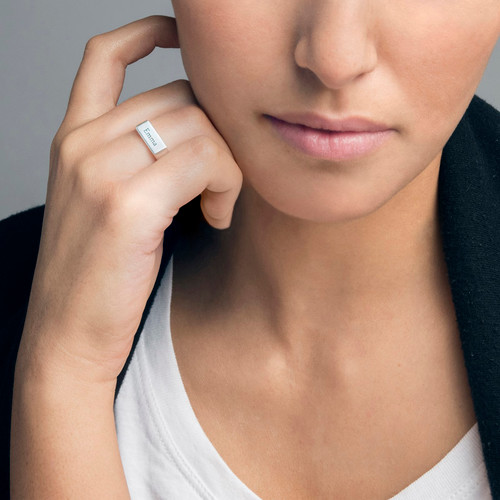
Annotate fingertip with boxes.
[201,205,233,230]
[207,214,232,231]
[217,216,233,231]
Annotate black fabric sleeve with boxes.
[0,205,45,497]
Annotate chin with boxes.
[246,180,391,225]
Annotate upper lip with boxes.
[267,112,392,132]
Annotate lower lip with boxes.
[265,115,394,161]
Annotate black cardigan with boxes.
[1,94,499,498]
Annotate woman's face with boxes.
[171,0,500,222]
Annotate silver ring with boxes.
[136,120,168,155]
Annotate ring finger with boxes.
[87,104,235,180]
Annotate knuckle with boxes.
[171,78,191,89]
[156,80,196,107]
[182,104,210,128]
[84,34,109,57]
[51,123,71,148]
[144,14,164,23]
[50,133,63,158]
[189,135,220,160]
[73,161,120,224]
[106,184,143,226]
[64,148,109,197]
[140,14,168,29]
[72,156,101,198]
[56,129,83,166]
[170,79,196,98]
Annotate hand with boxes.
[17,15,243,386]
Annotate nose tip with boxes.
[294,8,378,89]
[296,41,378,89]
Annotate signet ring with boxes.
[136,120,168,156]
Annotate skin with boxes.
[170,0,500,298]
[166,0,500,392]
[11,17,243,499]
[168,0,500,497]
[9,0,500,497]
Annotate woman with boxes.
[2,1,500,497]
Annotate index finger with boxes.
[64,15,179,131]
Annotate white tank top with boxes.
[114,258,492,499]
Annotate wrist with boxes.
[15,336,119,397]
[16,319,132,388]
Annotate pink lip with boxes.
[269,112,391,132]
[265,114,395,161]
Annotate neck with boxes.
[185,153,452,350]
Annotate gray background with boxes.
[1,1,499,220]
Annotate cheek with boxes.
[174,1,271,116]
[387,4,499,129]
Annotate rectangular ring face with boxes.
[136,120,168,155]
